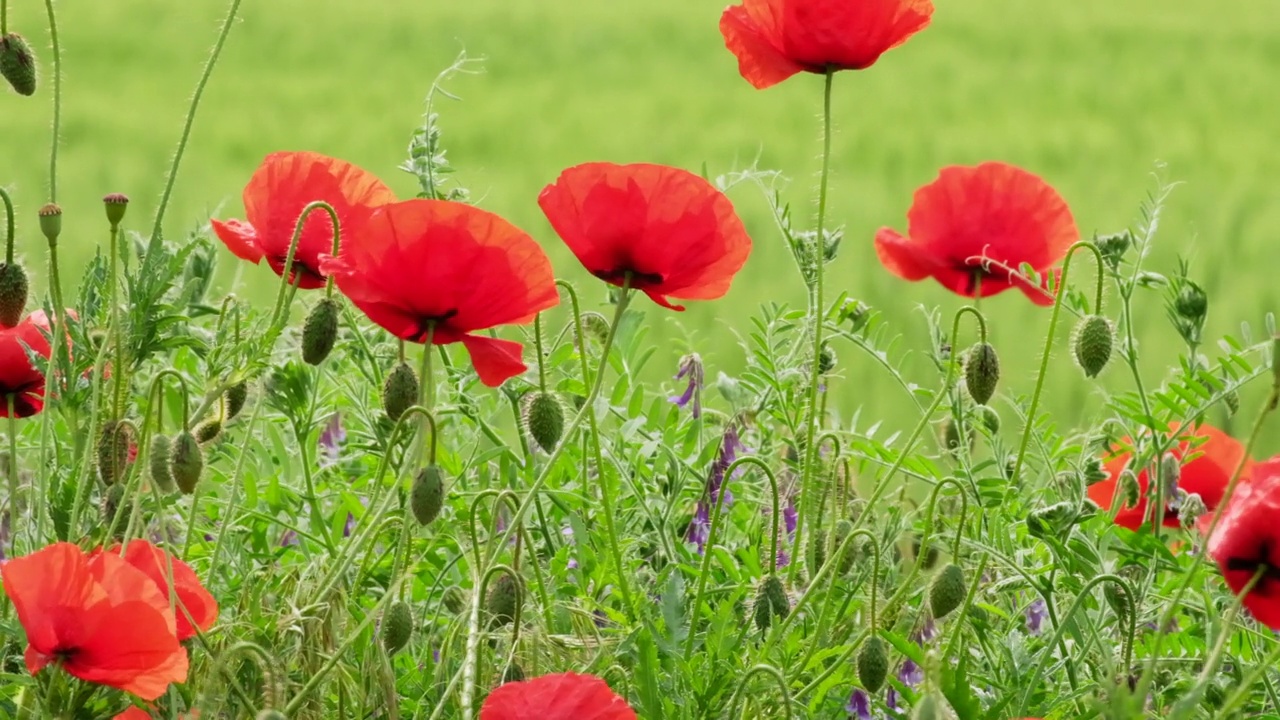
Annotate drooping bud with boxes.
[37,203,62,244]
[224,380,249,421]
[382,362,419,422]
[752,584,774,632]
[856,635,889,693]
[170,431,204,495]
[194,419,223,445]
[523,392,565,452]
[102,193,130,227]
[301,297,340,365]
[441,586,467,615]
[976,405,1000,435]
[0,33,37,96]
[148,434,175,493]
[485,572,523,629]
[101,483,128,539]
[763,575,789,619]
[1179,492,1207,530]
[0,263,29,327]
[929,564,966,619]
[410,465,445,526]
[912,535,940,570]
[96,420,135,486]
[963,342,1000,405]
[1073,315,1114,378]
[381,601,413,655]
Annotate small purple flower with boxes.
[846,689,873,720]
[886,659,924,712]
[774,496,799,568]
[280,529,299,547]
[1026,598,1047,635]
[911,618,938,645]
[343,511,356,538]
[685,424,749,553]
[319,412,346,469]
[670,353,704,419]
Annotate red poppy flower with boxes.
[480,672,637,720]
[212,151,396,289]
[538,163,751,311]
[0,542,188,700]
[322,199,559,387]
[720,0,934,89]
[95,540,218,641]
[874,162,1078,305]
[0,310,54,418]
[1209,457,1280,629]
[114,708,200,720]
[1088,423,1250,531]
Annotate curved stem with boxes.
[41,0,61,202]
[269,201,338,327]
[148,0,244,247]
[0,188,13,264]
[727,664,793,720]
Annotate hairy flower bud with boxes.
[382,362,419,422]
[929,564,966,619]
[964,342,1000,405]
[170,431,204,495]
[523,391,565,452]
[441,586,467,615]
[0,263,29,327]
[0,33,37,96]
[224,380,250,421]
[856,635,889,692]
[485,572,523,629]
[410,465,445,526]
[382,601,413,655]
[1073,315,1114,378]
[97,420,135,486]
[148,434,175,493]
[194,419,223,445]
[301,297,340,365]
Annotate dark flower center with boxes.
[412,311,458,343]
[1225,539,1280,595]
[53,646,80,663]
[594,268,664,288]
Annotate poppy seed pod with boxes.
[301,297,340,365]
[485,572,523,629]
[194,419,223,445]
[856,636,889,693]
[1073,315,1114,378]
[96,420,135,486]
[382,362,419,422]
[0,263,30,327]
[37,203,62,244]
[224,380,249,421]
[170,431,204,495]
[148,434,175,493]
[102,193,130,227]
[410,465,444,526]
[441,586,467,615]
[381,601,413,655]
[0,33,37,96]
[964,342,1000,405]
[523,391,565,452]
[929,564,967,619]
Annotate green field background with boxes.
[5,0,1279,450]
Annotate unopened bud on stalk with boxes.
[964,342,1000,405]
[441,586,467,615]
[976,405,1000,435]
[856,635,889,692]
[102,193,130,227]
[410,465,444,526]
[485,572,523,629]
[382,362,419,422]
[523,391,565,452]
[194,419,223,445]
[577,312,610,348]
[170,431,204,495]
[1073,315,1114,378]
[301,297,340,365]
[381,601,413,655]
[149,434,175,493]
[97,420,135,486]
[224,380,249,421]
[37,204,62,244]
[0,33,37,96]
[0,263,29,327]
[1159,453,1181,492]
[1104,580,1131,621]
[929,564,966,619]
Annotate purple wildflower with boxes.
[886,659,924,712]
[685,424,749,553]
[280,529,299,547]
[911,618,938,645]
[1026,598,1047,635]
[343,511,356,538]
[319,412,346,468]
[670,353,704,419]
[774,496,798,568]
[846,689,873,720]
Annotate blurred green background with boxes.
[5,0,1279,448]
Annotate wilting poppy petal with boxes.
[721,0,934,89]
[480,672,637,720]
[1209,458,1280,629]
[1089,423,1250,531]
[106,540,218,641]
[875,162,1077,304]
[213,151,396,289]
[327,199,558,387]
[539,163,751,311]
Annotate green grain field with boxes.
[6,0,1279,446]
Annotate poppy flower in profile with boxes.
[323,199,559,387]
[1208,457,1280,629]
[212,151,396,289]
[720,0,934,89]
[538,163,751,311]
[94,540,218,641]
[1088,423,1250,531]
[875,162,1078,305]
[0,310,55,418]
[480,672,637,720]
[0,542,188,700]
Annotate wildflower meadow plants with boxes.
[1,0,1279,718]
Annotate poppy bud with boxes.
[929,563,966,619]
[0,262,29,327]
[485,572,522,629]
[976,405,1000,435]
[1073,315,1114,378]
[170,430,204,495]
[410,465,444,526]
[382,362,419,422]
[1117,469,1141,508]
[96,420,135,486]
[224,380,249,421]
[101,483,128,539]
[0,33,36,96]
[148,434,175,493]
[102,193,129,227]
[817,343,837,375]
[522,391,565,452]
[301,297,340,365]
[441,586,467,615]
[832,519,857,575]
[963,342,1000,405]
[381,600,413,655]
[1104,580,1131,621]
[762,574,789,619]
[752,584,774,632]
[194,418,223,444]
[856,635,889,693]
[37,203,62,244]
[500,662,525,684]
[256,711,287,720]
[1179,492,1207,530]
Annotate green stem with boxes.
[107,222,124,418]
[534,313,548,394]
[1168,568,1265,719]
[148,0,244,248]
[0,187,13,264]
[728,665,793,720]
[5,395,16,556]
[269,201,339,328]
[41,0,61,202]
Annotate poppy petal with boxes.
[119,540,219,641]
[480,672,637,720]
[1,542,103,663]
[210,219,265,265]
[873,228,934,281]
[720,2,804,90]
[460,334,528,388]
